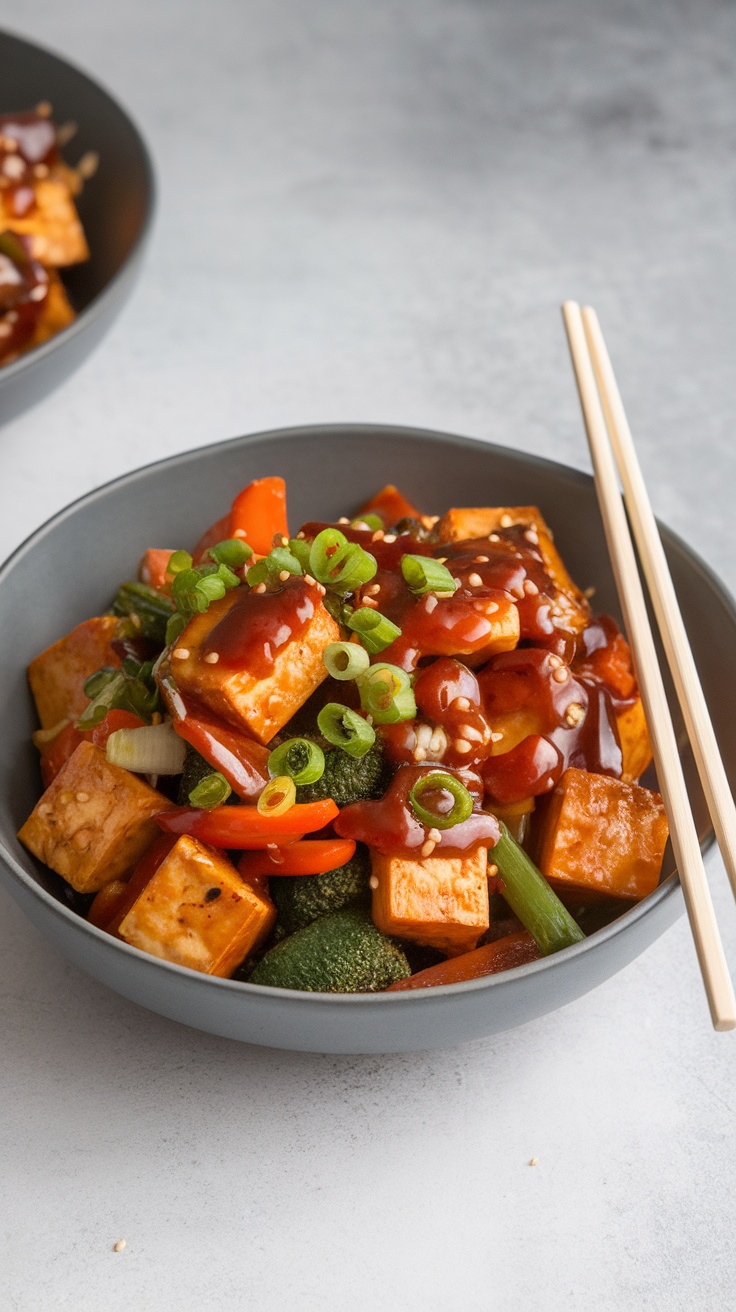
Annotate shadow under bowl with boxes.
[1,424,734,1052]
[0,28,155,424]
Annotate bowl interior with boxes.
[0,30,153,328]
[1,424,735,925]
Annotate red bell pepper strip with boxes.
[172,705,270,801]
[153,797,339,846]
[90,709,146,749]
[192,513,231,565]
[238,838,356,879]
[385,930,541,991]
[229,476,288,556]
[36,709,145,787]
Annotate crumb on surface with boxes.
[113,1239,126,1252]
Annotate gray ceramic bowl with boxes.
[0,29,155,424]
[1,425,734,1053]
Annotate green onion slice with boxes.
[247,545,304,587]
[309,528,377,594]
[268,738,325,786]
[347,607,402,653]
[323,641,371,681]
[409,771,474,830]
[257,775,297,817]
[357,663,417,724]
[106,721,187,775]
[188,770,233,809]
[317,703,376,758]
[207,538,253,568]
[492,823,585,955]
[288,538,313,570]
[401,554,456,596]
[166,550,193,577]
[83,667,119,700]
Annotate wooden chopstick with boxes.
[581,305,736,905]
[562,300,736,1031]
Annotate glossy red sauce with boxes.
[202,577,318,677]
[0,233,48,361]
[334,763,500,857]
[0,110,57,218]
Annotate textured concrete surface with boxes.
[0,2,734,1308]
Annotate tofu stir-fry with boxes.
[19,477,670,993]
[0,104,94,366]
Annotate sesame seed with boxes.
[453,696,471,712]
[371,529,385,542]
[233,528,248,538]
[113,1239,127,1252]
[204,652,220,664]
[172,648,190,660]
[425,595,438,613]
[414,746,428,761]
[253,583,267,594]
[468,572,483,588]
[278,570,291,582]
[37,804,51,817]
[489,533,500,543]
[362,596,378,608]
[565,703,585,726]
[280,535,289,547]
[486,601,499,613]
[552,666,569,683]
[491,731,504,743]
[369,875,379,890]
[76,791,90,803]
[436,557,447,564]
[29,285,48,302]
[529,1158,539,1167]
[523,579,539,596]
[420,839,436,857]
[304,574,316,586]
[454,738,472,755]
[383,534,397,544]
[500,513,513,527]
[524,529,539,545]
[548,654,563,668]
[337,517,350,525]
[428,828,442,844]
[459,724,483,742]
[364,584,381,596]
[428,727,447,756]
[487,863,499,877]
[2,155,24,179]
[474,555,489,563]
[296,531,306,540]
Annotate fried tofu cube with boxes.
[18,742,175,893]
[27,272,75,348]
[2,176,89,266]
[28,615,122,730]
[117,834,275,976]
[371,846,490,955]
[435,505,589,635]
[167,580,340,744]
[536,767,668,901]
[617,696,653,784]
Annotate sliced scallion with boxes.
[309,528,377,594]
[268,738,325,786]
[188,770,232,809]
[111,582,175,645]
[106,721,187,775]
[207,538,253,568]
[257,775,297,817]
[401,554,456,596]
[247,545,304,587]
[492,822,585,955]
[347,607,401,654]
[351,513,383,531]
[317,703,376,758]
[357,663,416,724]
[166,550,193,577]
[409,771,474,830]
[323,641,370,681]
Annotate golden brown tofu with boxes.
[118,835,275,976]
[371,846,489,956]
[617,696,653,784]
[434,504,589,635]
[17,742,175,893]
[536,767,668,901]
[27,272,75,347]
[28,615,122,730]
[167,580,341,744]
[1,176,89,266]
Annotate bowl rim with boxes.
[2,421,732,1007]
[0,25,157,383]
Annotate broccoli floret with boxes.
[296,742,390,808]
[270,845,371,936]
[177,746,215,805]
[248,907,411,993]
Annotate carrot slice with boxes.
[229,476,289,556]
[238,838,356,879]
[357,484,421,529]
[385,930,541,990]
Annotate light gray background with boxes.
[1,2,734,1308]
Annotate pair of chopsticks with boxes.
[562,302,736,1032]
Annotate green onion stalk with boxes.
[317,703,376,758]
[491,822,585,955]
